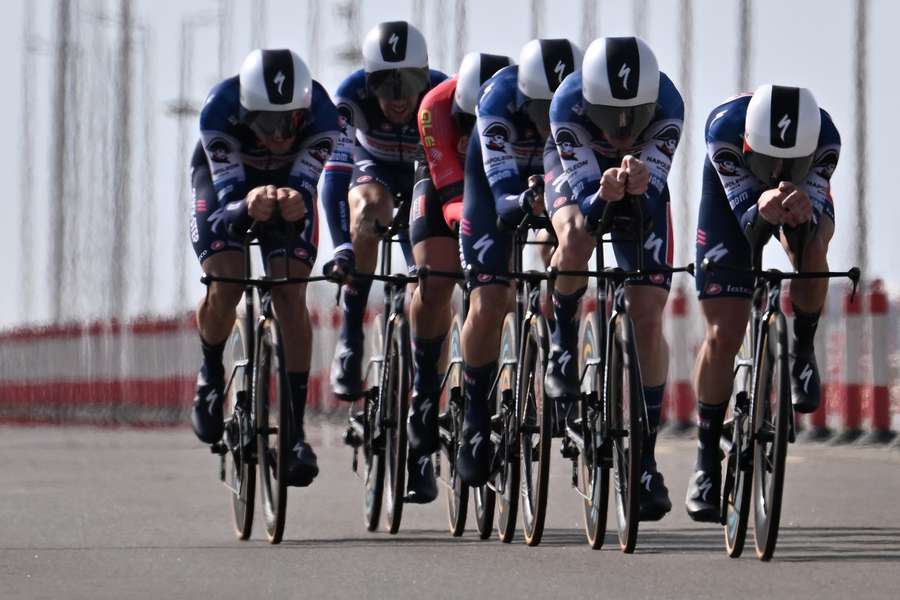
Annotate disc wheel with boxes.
[578,313,610,549]
[608,316,643,553]
[382,317,411,534]
[363,315,386,532]
[518,315,551,547]
[255,318,289,544]
[723,326,754,558]
[444,315,469,537]
[494,313,520,543]
[752,315,790,561]
[223,319,255,540]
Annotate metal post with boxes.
[19,1,36,322]
[251,0,267,51]
[218,0,232,77]
[110,0,133,320]
[580,0,597,49]
[50,0,72,323]
[306,0,318,73]
[453,0,467,69]
[633,0,647,38]
[530,0,543,39]
[737,0,752,91]
[854,0,868,277]
[677,0,693,269]
[139,26,157,314]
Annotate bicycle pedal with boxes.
[210,441,228,456]
[343,426,363,448]
[559,438,579,460]
[351,447,359,473]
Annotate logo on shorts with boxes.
[308,138,334,165]
[554,127,582,160]
[413,195,426,220]
[653,124,680,158]
[553,196,569,209]
[205,138,232,163]
[195,198,208,213]
[211,240,225,251]
[293,247,309,259]
[705,282,722,296]
[483,122,511,152]
[477,273,494,283]
[650,273,665,285]
[356,175,373,184]
[712,147,742,177]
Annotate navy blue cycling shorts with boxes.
[189,141,319,268]
[543,146,673,290]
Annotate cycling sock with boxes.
[340,279,373,344]
[412,334,446,397]
[200,335,226,380]
[551,287,586,356]
[695,401,727,471]
[288,371,309,438]
[642,384,665,472]
[791,304,820,354]
[463,361,497,424]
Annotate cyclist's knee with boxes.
[418,277,455,308]
[630,302,665,340]
[204,281,242,316]
[468,286,509,328]
[350,185,392,242]
[271,285,307,317]
[704,319,745,359]
[554,220,593,267]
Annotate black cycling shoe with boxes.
[639,469,672,522]
[457,415,491,487]
[544,343,579,402]
[685,467,721,523]
[405,452,438,504]
[280,438,319,487]
[790,349,821,414]
[191,365,225,444]
[407,392,439,456]
[330,337,363,400]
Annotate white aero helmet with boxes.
[517,38,582,132]
[582,36,659,140]
[362,21,430,100]
[239,49,312,137]
[454,52,513,115]
[744,84,821,184]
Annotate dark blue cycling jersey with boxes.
[319,68,447,254]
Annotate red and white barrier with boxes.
[663,285,696,432]
[861,280,896,443]
[831,284,866,443]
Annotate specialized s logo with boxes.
[308,138,334,165]
[388,32,400,55]
[777,113,792,142]
[473,234,494,264]
[554,60,567,84]
[712,147,743,177]
[618,63,632,91]
[273,71,286,96]
[483,122,511,152]
[554,127,582,160]
[653,124,680,158]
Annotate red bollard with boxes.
[860,280,896,444]
[664,285,695,434]
[832,283,865,444]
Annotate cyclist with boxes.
[404,52,513,503]
[457,39,582,486]
[321,21,446,401]
[545,36,684,521]
[687,85,840,521]
[189,49,342,487]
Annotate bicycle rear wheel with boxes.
[382,317,411,534]
[752,314,790,561]
[363,315,386,532]
[723,326,754,558]
[518,315,551,547]
[578,313,609,549]
[223,319,255,540]
[444,315,469,537]
[608,316,643,553]
[494,313,520,543]
[255,318,289,544]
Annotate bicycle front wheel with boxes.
[255,318,289,544]
[493,313,520,543]
[363,314,386,532]
[444,315,469,537]
[752,313,791,561]
[223,318,255,540]
[382,317,411,534]
[723,325,754,558]
[578,313,609,549]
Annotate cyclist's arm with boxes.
[198,103,251,234]
[287,83,342,208]
[475,114,528,224]
[549,118,603,220]
[319,92,365,253]
[798,112,841,225]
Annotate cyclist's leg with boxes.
[330,151,396,398]
[190,141,245,443]
[687,161,754,520]
[779,207,835,412]
[544,154,592,401]
[457,152,513,486]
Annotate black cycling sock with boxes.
[200,335,226,380]
[288,371,309,438]
[340,279,373,343]
[642,384,665,472]
[551,287,586,357]
[695,401,727,471]
[412,334,446,397]
[463,361,497,424]
[791,304,820,354]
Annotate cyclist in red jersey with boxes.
[404,52,512,503]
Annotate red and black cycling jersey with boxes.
[417,77,468,207]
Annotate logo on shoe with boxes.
[641,470,653,492]
[206,389,219,415]
[470,431,483,459]
[799,363,814,394]
[420,398,433,425]
[293,441,304,459]
[418,455,430,477]
[697,475,712,502]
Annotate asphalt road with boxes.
[2,424,899,600]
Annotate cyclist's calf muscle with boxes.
[549,204,594,294]
[693,297,752,406]
[624,285,670,387]
[268,257,313,372]
[411,237,459,339]
[461,284,511,367]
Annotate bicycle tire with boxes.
[255,318,289,544]
[519,315,551,547]
[363,315,386,532]
[752,314,790,560]
[608,316,643,553]
[445,316,469,537]
[723,326,754,558]
[224,319,255,540]
[578,313,610,549]
[382,316,411,534]
[495,313,520,543]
